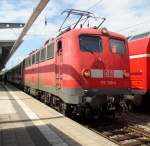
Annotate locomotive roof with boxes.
[28,28,126,57]
[128,31,150,42]
[57,28,126,40]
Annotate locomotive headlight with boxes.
[83,69,91,78]
[101,27,108,35]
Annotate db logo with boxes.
[103,70,114,77]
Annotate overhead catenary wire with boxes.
[87,0,103,11]
[7,1,105,39]
[86,0,150,35]
[60,0,104,30]
[118,19,150,32]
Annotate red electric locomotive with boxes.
[23,9,130,116]
[127,32,150,107]
[6,9,130,116]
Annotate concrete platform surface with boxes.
[0,83,118,146]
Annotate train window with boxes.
[79,35,102,52]
[27,58,29,67]
[36,51,40,63]
[110,39,126,54]
[47,43,54,59]
[40,48,46,62]
[57,40,62,51]
[32,54,35,64]
[26,57,29,67]
[25,59,28,67]
[29,57,31,66]
[26,58,28,67]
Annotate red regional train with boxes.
[126,32,150,107]
[5,10,130,116]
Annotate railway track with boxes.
[90,125,150,146]
[37,88,150,146]
[24,88,150,146]
[75,113,150,146]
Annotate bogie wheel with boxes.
[127,101,133,111]
[59,103,72,117]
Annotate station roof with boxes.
[0,0,49,71]
[0,23,25,71]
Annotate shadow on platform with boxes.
[1,122,82,146]
[0,83,20,91]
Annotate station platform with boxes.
[0,83,118,146]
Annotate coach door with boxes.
[55,40,63,90]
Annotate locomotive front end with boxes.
[70,28,130,116]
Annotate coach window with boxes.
[26,58,29,67]
[32,54,35,64]
[26,58,28,66]
[27,58,30,66]
[29,57,31,66]
[27,58,29,67]
[25,59,27,67]
[28,57,30,66]
[110,38,126,54]
[40,48,46,62]
[36,51,40,63]
[57,40,62,52]
[47,43,54,59]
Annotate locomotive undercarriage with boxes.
[74,95,128,118]
[24,86,128,118]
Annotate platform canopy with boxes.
[0,40,19,70]
[0,0,49,71]
[0,23,25,70]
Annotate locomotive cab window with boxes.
[110,39,126,54]
[79,35,102,52]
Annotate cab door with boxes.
[55,40,63,90]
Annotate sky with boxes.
[0,0,150,69]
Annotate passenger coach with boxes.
[127,32,150,107]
